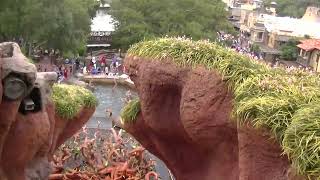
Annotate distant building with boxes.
[241,6,320,62]
[302,7,320,23]
[297,39,320,72]
[235,0,272,32]
[86,2,119,66]
[228,0,265,29]
[87,2,114,51]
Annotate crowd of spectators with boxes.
[217,31,263,60]
[82,55,124,76]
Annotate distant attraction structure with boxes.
[85,2,120,70]
[87,2,114,52]
[302,7,320,23]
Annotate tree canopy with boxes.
[280,39,299,61]
[265,0,320,18]
[0,0,98,56]
[110,0,234,50]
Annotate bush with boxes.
[120,99,141,123]
[250,43,261,54]
[283,102,320,177]
[280,39,299,60]
[52,84,98,119]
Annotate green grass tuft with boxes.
[283,102,320,177]
[52,84,98,119]
[120,99,141,123]
[126,37,320,178]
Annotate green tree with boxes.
[250,43,261,54]
[110,0,234,49]
[280,39,299,60]
[265,0,320,18]
[0,0,98,56]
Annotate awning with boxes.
[87,44,111,47]
[250,26,265,31]
[256,43,281,55]
[278,60,306,68]
[276,35,291,42]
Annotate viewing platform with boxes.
[80,74,135,89]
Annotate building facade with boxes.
[297,39,320,72]
[240,6,320,62]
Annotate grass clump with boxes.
[121,99,141,123]
[52,84,98,119]
[126,37,320,178]
[283,102,320,177]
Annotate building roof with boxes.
[259,14,320,39]
[297,39,320,51]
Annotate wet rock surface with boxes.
[123,56,304,180]
[0,43,95,180]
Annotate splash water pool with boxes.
[85,84,136,129]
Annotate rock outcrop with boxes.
[121,55,306,179]
[0,42,96,180]
[123,57,239,180]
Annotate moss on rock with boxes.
[126,37,320,178]
[120,99,141,123]
[52,84,97,119]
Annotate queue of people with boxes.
[217,31,263,60]
[82,55,124,76]
[55,65,73,82]
[37,63,73,82]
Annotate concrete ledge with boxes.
[81,74,135,89]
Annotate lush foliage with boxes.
[109,0,233,50]
[265,0,320,18]
[280,39,299,60]
[283,102,320,176]
[127,37,320,178]
[250,43,261,54]
[121,99,141,123]
[0,0,98,55]
[52,84,98,119]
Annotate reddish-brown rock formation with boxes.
[0,43,95,180]
[123,56,303,180]
[51,107,95,154]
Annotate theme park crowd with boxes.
[217,31,263,60]
[36,53,125,82]
[82,55,124,76]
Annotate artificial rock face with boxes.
[122,56,305,180]
[0,43,95,180]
